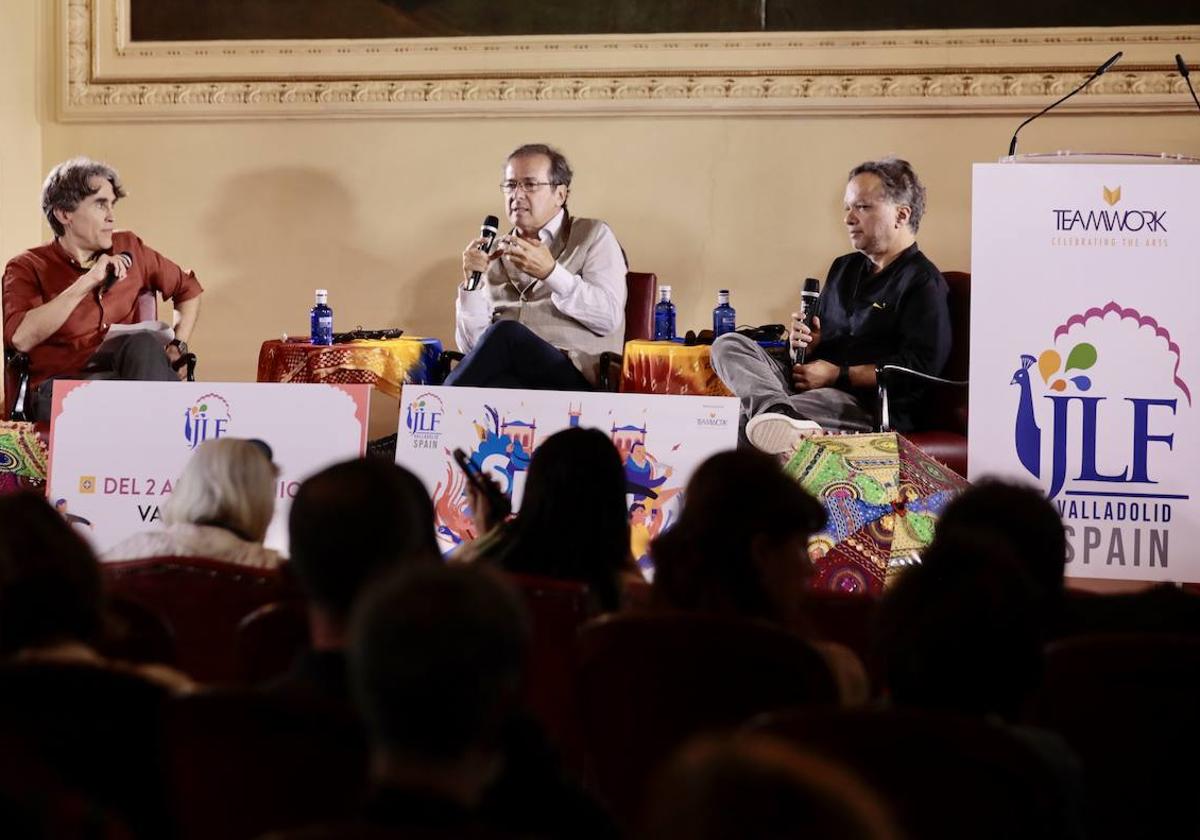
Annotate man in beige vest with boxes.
[447,143,626,390]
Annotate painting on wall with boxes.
[131,0,1195,41]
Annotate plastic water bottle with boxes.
[713,289,736,338]
[653,285,677,341]
[310,289,333,345]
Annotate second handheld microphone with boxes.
[796,277,820,364]
[465,215,501,291]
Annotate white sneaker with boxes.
[746,412,823,454]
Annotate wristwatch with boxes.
[169,338,189,355]
[836,364,850,389]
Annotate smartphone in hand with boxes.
[453,448,512,520]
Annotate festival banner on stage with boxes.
[393,385,739,573]
[969,162,1199,582]
[48,381,370,556]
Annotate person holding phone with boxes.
[452,428,634,613]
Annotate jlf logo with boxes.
[183,394,231,450]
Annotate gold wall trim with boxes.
[61,0,1200,120]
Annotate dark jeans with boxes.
[33,332,178,422]
[445,320,592,391]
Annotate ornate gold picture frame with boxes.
[62,0,1199,120]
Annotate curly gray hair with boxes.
[41,157,126,237]
[848,157,926,233]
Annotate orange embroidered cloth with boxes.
[256,337,443,397]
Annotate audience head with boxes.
[875,531,1043,721]
[42,157,126,238]
[0,493,104,656]
[506,426,630,611]
[288,458,439,623]
[643,734,900,840]
[932,477,1067,616]
[651,449,825,625]
[350,565,529,795]
[847,157,926,236]
[163,437,279,543]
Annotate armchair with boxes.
[4,289,195,422]
[597,270,657,391]
[875,270,970,476]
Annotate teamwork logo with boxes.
[1010,302,1189,500]
[183,393,231,450]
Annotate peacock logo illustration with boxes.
[1011,343,1097,479]
[1011,302,1190,500]
[183,393,231,450]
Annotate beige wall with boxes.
[6,2,1200,396]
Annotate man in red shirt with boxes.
[3,157,203,420]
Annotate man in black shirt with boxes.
[712,157,951,453]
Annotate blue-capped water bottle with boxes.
[713,289,736,338]
[653,285,677,341]
[310,289,333,345]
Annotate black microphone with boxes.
[1007,51,1123,157]
[796,277,820,364]
[464,215,500,291]
[1177,54,1200,114]
[101,251,134,292]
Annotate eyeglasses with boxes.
[500,180,557,194]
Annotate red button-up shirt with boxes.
[3,231,204,387]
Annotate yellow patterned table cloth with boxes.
[257,337,443,397]
[619,340,733,396]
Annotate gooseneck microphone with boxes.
[796,277,820,364]
[1177,54,1200,114]
[1007,51,1123,157]
[101,251,134,292]
[465,215,500,291]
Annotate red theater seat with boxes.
[101,556,298,683]
[574,612,838,828]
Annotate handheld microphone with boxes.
[101,251,134,292]
[465,215,500,291]
[1177,54,1200,114]
[1007,51,1122,157]
[796,277,820,364]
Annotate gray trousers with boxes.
[33,332,178,422]
[710,333,874,439]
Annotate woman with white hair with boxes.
[104,437,282,568]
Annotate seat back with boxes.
[916,270,970,434]
[163,689,366,840]
[234,600,309,684]
[749,707,1072,840]
[0,662,174,838]
[1031,632,1200,839]
[506,572,596,771]
[624,272,658,342]
[101,556,298,683]
[575,612,838,827]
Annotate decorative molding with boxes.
[60,0,1200,120]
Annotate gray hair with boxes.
[507,143,573,190]
[41,157,127,237]
[848,157,926,233]
[164,438,279,543]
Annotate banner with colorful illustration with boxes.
[393,385,739,573]
[47,381,370,556]
[969,162,1198,582]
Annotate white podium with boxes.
[969,153,1200,583]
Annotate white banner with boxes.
[393,385,739,572]
[969,162,1199,582]
[48,381,370,556]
